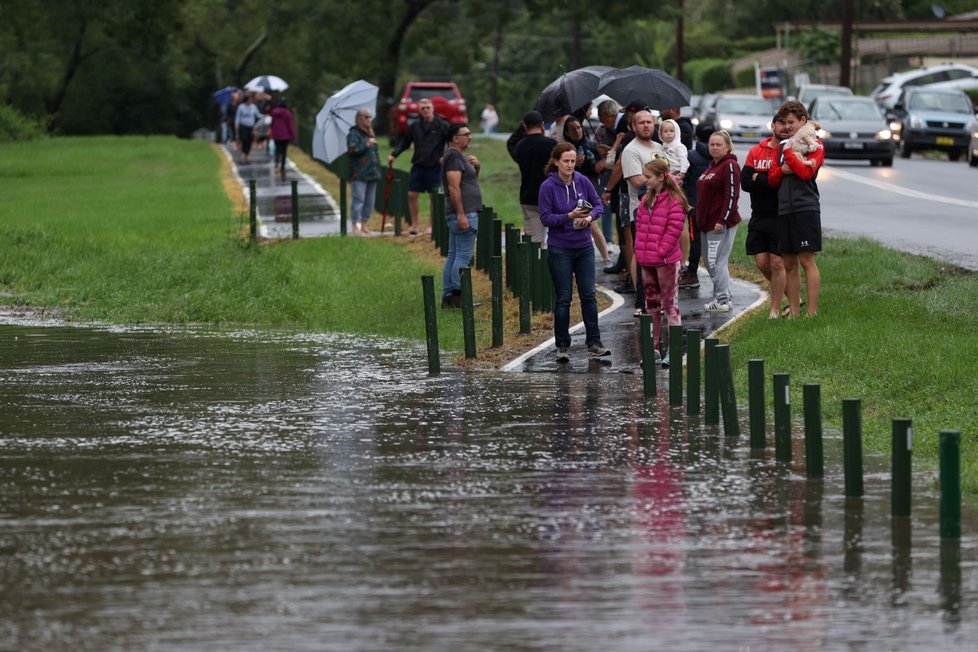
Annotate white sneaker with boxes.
[704,300,732,312]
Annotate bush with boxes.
[0,105,46,142]
[684,59,734,94]
[734,67,756,89]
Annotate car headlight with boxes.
[910,115,923,128]
[876,129,892,140]
[889,120,902,132]
[691,117,699,126]
[719,119,733,129]
[817,128,831,139]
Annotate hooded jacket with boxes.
[740,136,779,218]
[538,170,602,250]
[767,141,824,216]
[695,152,741,232]
[269,106,296,142]
[634,190,686,267]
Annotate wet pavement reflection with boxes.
[1,323,976,650]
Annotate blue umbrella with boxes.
[212,86,238,107]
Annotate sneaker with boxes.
[678,271,700,288]
[661,349,670,368]
[613,282,635,294]
[704,300,732,312]
[555,347,570,363]
[588,343,611,357]
[604,262,624,275]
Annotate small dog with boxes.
[785,121,822,166]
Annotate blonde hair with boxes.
[356,108,375,138]
[710,129,734,154]
[641,158,691,212]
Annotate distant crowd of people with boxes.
[344,95,825,361]
[222,91,296,175]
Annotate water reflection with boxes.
[0,323,975,650]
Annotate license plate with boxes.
[936,136,955,146]
[742,132,758,138]
[843,142,864,149]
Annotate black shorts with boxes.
[778,210,821,254]
[745,214,780,256]
[408,165,441,193]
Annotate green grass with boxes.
[726,234,978,494]
[0,136,468,349]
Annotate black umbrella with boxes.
[535,65,614,122]
[597,65,692,110]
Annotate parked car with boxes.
[808,95,895,167]
[926,70,978,95]
[693,93,717,127]
[871,63,978,109]
[710,94,774,142]
[796,84,853,109]
[886,87,977,161]
[387,81,467,146]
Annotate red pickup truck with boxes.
[387,81,467,145]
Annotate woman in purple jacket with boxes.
[539,141,609,362]
[634,157,691,366]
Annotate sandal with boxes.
[634,308,645,317]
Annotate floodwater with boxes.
[1,323,976,651]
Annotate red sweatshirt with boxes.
[694,152,741,232]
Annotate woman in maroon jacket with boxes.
[269,99,297,176]
[695,130,741,312]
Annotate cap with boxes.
[522,110,544,127]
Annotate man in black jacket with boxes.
[388,99,449,235]
[513,111,557,245]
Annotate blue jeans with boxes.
[442,211,479,297]
[600,205,615,244]
[547,245,601,348]
[350,180,377,224]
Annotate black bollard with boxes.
[940,430,961,540]
[640,315,656,398]
[686,329,701,415]
[491,255,503,348]
[460,267,476,359]
[703,338,719,425]
[518,242,531,334]
[842,398,864,498]
[291,180,299,239]
[668,325,683,406]
[803,384,824,478]
[340,180,348,236]
[249,179,257,238]
[891,418,912,518]
[421,276,440,375]
[716,345,740,438]
[773,373,791,462]
[748,359,765,449]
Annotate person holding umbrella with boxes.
[347,108,381,235]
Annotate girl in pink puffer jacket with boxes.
[634,157,691,363]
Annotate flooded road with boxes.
[1,324,976,650]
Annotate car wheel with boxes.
[881,157,894,167]
[899,139,913,159]
[870,159,880,167]
[948,149,961,162]
[970,148,978,168]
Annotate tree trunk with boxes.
[377,0,438,134]
[47,13,96,121]
[235,28,269,88]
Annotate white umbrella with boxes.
[312,79,379,164]
[244,74,289,93]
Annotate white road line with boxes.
[823,165,978,210]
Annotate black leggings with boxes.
[238,125,254,155]
[274,140,289,171]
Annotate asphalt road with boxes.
[732,144,978,270]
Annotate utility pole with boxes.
[840,0,854,87]
[676,0,685,83]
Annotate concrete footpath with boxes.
[503,253,765,373]
[222,142,341,238]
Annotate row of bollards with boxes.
[637,331,963,541]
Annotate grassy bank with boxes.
[2,135,976,494]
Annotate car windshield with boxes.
[908,92,972,113]
[719,98,773,114]
[816,100,883,121]
[410,88,453,101]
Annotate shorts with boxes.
[745,213,780,256]
[408,165,441,193]
[617,191,634,227]
[778,210,821,254]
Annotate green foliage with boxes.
[684,59,734,94]
[733,67,756,89]
[794,26,841,66]
[0,105,46,142]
